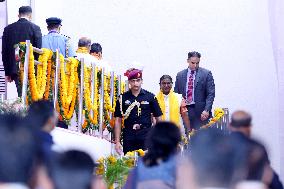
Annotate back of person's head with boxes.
[190,128,235,188]
[143,121,181,166]
[230,110,252,136]
[19,6,32,16]
[51,150,95,189]
[90,43,102,54]
[0,113,37,183]
[26,100,57,132]
[78,37,91,48]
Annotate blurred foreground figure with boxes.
[0,113,38,188]
[229,110,283,189]
[124,121,186,189]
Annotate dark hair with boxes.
[19,6,32,15]
[26,100,55,130]
[0,113,37,183]
[190,128,235,187]
[159,75,172,84]
[90,43,102,54]
[187,51,201,59]
[78,37,91,47]
[51,150,95,189]
[143,121,181,166]
[230,111,252,128]
[47,24,60,30]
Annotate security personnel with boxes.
[114,68,162,154]
[2,6,42,97]
[42,17,75,57]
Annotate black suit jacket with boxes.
[1,18,42,77]
[174,67,215,114]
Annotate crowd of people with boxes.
[1,5,283,189]
[0,100,282,189]
[2,6,111,97]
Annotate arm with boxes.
[154,116,162,123]
[151,96,163,122]
[174,73,180,94]
[205,71,215,112]
[2,28,11,77]
[180,98,190,133]
[114,97,123,154]
[114,117,122,143]
[114,117,123,155]
[33,26,42,48]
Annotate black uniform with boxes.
[114,89,162,154]
[2,18,42,96]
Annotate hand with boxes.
[5,76,12,83]
[201,110,209,121]
[115,142,123,155]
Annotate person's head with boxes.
[124,68,143,92]
[229,110,252,137]
[143,121,181,166]
[78,37,91,52]
[27,100,58,133]
[159,75,173,95]
[46,17,62,32]
[187,51,201,71]
[190,128,235,188]
[90,43,102,60]
[0,113,37,184]
[51,150,95,189]
[18,6,32,21]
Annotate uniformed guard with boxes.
[114,68,162,155]
[42,17,76,57]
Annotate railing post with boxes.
[78,58,85,132]
[99,68,105,138]
[21,40,30,107]
[53,50,60,109]
[90,62,97,135]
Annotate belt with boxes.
[186,104,195,108]
[125,124,151,130]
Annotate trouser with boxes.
[13,75,22,97]
[123,138,146,155]
[122,127,150,154]
[187,104,209,129]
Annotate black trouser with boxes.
[122,127,150,154]
[13,75,22,97]
[187,104,209,129]
[123,138,146,155]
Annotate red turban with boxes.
[124,68,142,80]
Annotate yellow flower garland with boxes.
[59,56,79,120]
[28,45,52,101]
[83,65,99,125]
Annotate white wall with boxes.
[7,0,280,172]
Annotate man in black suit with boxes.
[229,110,283,189]
[174,51,215,129]
[2,6,42,97]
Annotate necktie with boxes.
[187,70,195,103]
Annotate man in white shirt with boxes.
[156,75,191,135]
[90,43,112,72]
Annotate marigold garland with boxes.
[58,56,79,122]
[83,65,99,125]
[28,46,52,101]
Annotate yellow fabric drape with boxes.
[76,47,89,54]
[156,90,180,127]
